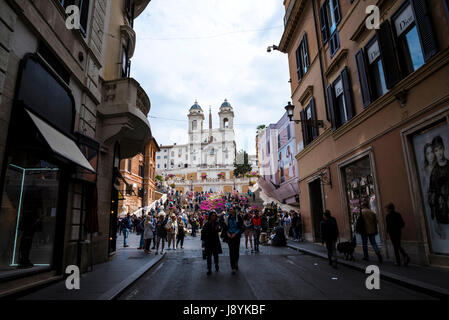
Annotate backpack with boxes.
[355,214,366,235]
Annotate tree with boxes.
[233,150,252,178]
[155,175,164,182]
[256,124,266,133]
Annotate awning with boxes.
[26,110,95,172]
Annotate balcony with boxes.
[98,77,152,158]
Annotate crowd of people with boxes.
[117,189,410,274]
[117,189,303,275]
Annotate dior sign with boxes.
[395,5,415,36]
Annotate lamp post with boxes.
[190,176,193,192]
[284,102,325,129]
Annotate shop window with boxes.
[341,155,380,245]
[327,67,355,131]
[392,0,437,77]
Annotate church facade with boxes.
[156,100,254,194]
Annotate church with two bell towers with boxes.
[155,99,252,194]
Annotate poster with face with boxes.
[278,140,297,183]
[412,121,449,254]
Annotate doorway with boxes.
[309,179,324,242]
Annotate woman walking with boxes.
[201,211,222,275]
[155,212,167,255]
[166,214,178,250]
[177,216,186,249]
[144,214,155,254]
[222,207,243,275]
[243,213,254,252]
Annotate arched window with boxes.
[223,118,229,128]
[192,120,197,130]
[210,147,215,155]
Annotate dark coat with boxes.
[320,217,339,242]
[386,211,405,237]
[201,221,223,254]
[272,225,286,246]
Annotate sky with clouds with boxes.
[131,0,291,155]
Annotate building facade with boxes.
[156,100,255,194]
[0,0,153,296]
[118,137,160,216]
[279,0,449,266]
[257,112,299,205]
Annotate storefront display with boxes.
[342,155,380,244]
[412,120,449,255]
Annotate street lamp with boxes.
[284,102,325,129]
[190,176,193,192]
[267,45,279,52]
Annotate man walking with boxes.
[122,213,132,247]
[386,203,410,266]
[358,200,383,262]
[320,210,339,268]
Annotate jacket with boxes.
[201,221,223,254]
[361,208,378,236]
[320,217,339,242]
[144,218,154,239]
[386,210,405,237]
[221,214,243,242]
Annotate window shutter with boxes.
[341,67,355,120]
[411,0,438,62]
[376,21,401,89]
[319,4,329,44]
[303,33,310,69]
[296,46,303,82]
[355,49,371,108]
[326,85,337,131]
[329,30,340,57]
[79,0,90,35]
[310,97,318,139]
[300,110,309,146]
[332,0,341,24]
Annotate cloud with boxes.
[131,0,291,155]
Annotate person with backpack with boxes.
[122,213,133,248]
[137,215,145,250]
[177,216,186,249]
[356,200,383,263]
[321,210,339,268]
[386,203,410,266]
[144,214,155,254]
[201,211,222,275]
[221,207,243,275]
[252,210,262,252]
